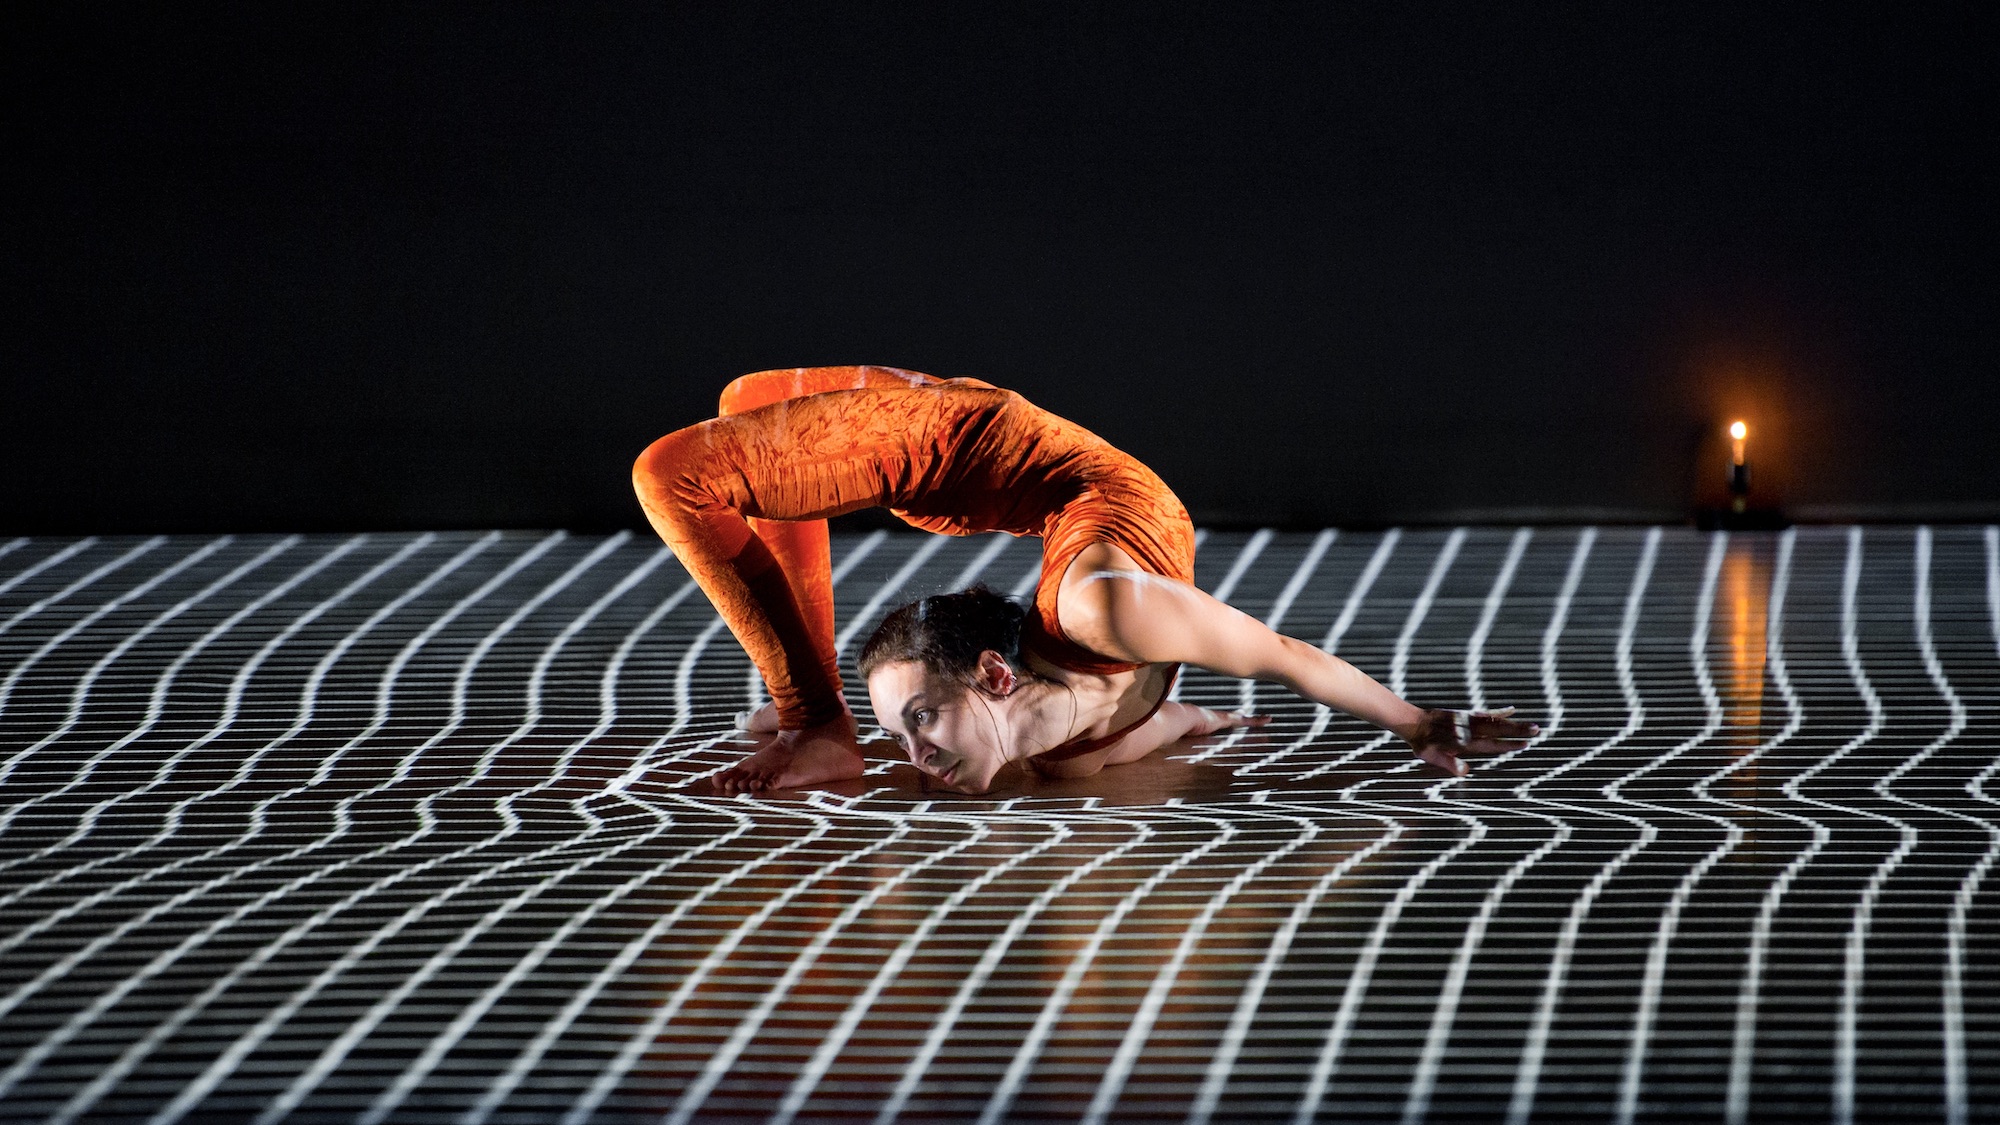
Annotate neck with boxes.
[1001,675,1085,762]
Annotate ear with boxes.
[973,650,1018,696]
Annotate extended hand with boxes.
[1404,707,1539,777]
[1186,707,1272,737]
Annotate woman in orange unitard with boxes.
[633,366,1535,794]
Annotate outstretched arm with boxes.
[1055,543,1536,775]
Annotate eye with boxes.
[913,709,936,726]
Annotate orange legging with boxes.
[632,366,1194,730]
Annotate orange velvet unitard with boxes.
[632,366,1195,729]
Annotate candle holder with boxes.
[1697,419,1786,530]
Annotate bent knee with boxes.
[632,426,713,509]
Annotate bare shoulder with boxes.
[1055,541,1210,665]
[1054,541,1147,661]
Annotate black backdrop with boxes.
[6,4,1994,533]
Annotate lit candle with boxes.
[1728,421,1750,509]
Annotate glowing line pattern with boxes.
[0,527,1995,1122]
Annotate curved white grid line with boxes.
[1281,510,1542,1120]
[1545,530,1795,1125]
[446,532,884,1125]
[544,535,926,1121]
[1183,528,1335,765]
[1171,528,1271,702]
[1832,524,1968,1120]
[1863,525,1979,1125]
[0,535,363,918]
[138,531,570,1125]
[1705,529,1809,1122]
[1083,806,1321,1125]
[12,534,499,1115]
[832,532,950,655]
[0,538,334,1077]
[1613,531,1732,1123]
[1185,802,1404,1125]
[1293,527,1463,783]
[1832,528,1896,1120]
[0,536,262,849]
[1403,528,1576,1125]
[662,811,993,1125]
[35,534,443,1121]
[1698,529,1853,1121]
[1560,528,1816,1120]
[276,544,684,1123]
[453,797,763,1125]
[1008,545,1043,600]
[3,528,1995,1121]
[352,578,712,1122]
[462,535,871,1116]
[0,536,199,782]
[634,530,888,791]
[1463,527,1533,713]
[0,536,368,963]
[1833,527,1931,1124]
[1,534,580,1108]
[1507,527,1662,1125]
[1290,792,1488,1124]
[1942,525,2000,1125]
[768,812,1071,1125]
[432,571,770,1123]
[0,537,99,619]
[1219,529,1475,1122]
[1712,528,1896,1120]
[869,815,1151,1125]
[555,805,896,1125]
[1235,529,1399,777]
[236,534,641,1125]
[978,812,1234,1125]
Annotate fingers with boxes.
[1414,744,1468,776]
[1216,710,1271,728]
[1471,714,1540,741]
[1449,709,1541,753]
[1197,709,1272,734]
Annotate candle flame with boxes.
[1729,421,1747,440]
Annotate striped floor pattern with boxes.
[0,527,1995,1124]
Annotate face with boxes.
[867,660,1012,794]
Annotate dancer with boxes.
[633,366,1535,794]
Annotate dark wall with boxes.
[6,4,1994,533]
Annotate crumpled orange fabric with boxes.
[633,366,1195,729]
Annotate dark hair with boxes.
[858,584,1031,691]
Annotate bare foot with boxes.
[734,700,782,734]
[713,711,867,795]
